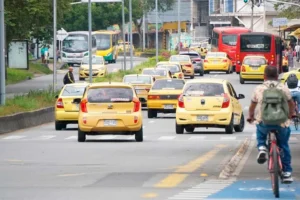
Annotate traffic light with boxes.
[244,0,248,3]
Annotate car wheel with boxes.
[239,76,245,84]
[55,121,66,130]
[234,113,245,132]
[190,75,194,79]
[226,67,230,74]
[135,126,143,142]
[176,122,184,134]
[148,109,157,118]
[225,115,234,134]
[185,127,195,133]
[78,129,86,142]
[200,70,204,76]
[236,72,240,74]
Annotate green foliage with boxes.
[273,1,300,19]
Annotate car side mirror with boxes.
[55,95,58,99]
[73,98,82,104]
[237,94,245,99]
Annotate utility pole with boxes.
[250,0,254,31]
[143,14,146,51]
[0,0,5,105]
[88,0,92,83]
[129,0,133,69]
[155,0,158,63]
[122,0,126,70]
[53,0,57,92]
[177,0,181,52]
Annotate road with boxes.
[5,57,147,98]
[1,72,300,200]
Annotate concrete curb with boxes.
[0,107,54,135]
[219,137,251,179]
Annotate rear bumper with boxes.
[203,64,229,71]
[240,73,264,80]
[55,111,79,122]
[148,100,177,112]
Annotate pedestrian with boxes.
[63,67,75,85]
[295,42,300,62]
[286,47,294,69]
[41,46,45,64]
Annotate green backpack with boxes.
[261,82,289,125]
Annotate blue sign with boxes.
[272,18,288,27]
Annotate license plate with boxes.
[164,105,174,109]
[251,67,259,70]
[104,120,117,126]
[197,115,208,121]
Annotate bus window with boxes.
[211,31,219,48]
[63,34,88,52]
[240,35,271,52]
[95,34,111,50]
[92,36,97,48]
[222,34,237,46]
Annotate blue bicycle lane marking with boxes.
[205,180,300,200]
[290,126,300,134]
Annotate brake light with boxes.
[185,64,192,68]
[56,98,64,108]
[134,116,138,123]
[133,97,141,112]
[80,98,88,113]
[204,60,208,63]
[179,73,183,79]
[222,59,227,62]
[178,94,185,108]
[222,93,230,108]
[148,95,160,100]
[242,65,246,72]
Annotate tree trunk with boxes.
[134,19,143,50]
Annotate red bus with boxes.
[235,32,284,73]
[210,27,251,71]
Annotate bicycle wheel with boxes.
[271,144,280,198]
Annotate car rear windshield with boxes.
[123,76,152,84]
[243,57,266,65]
[87,87,133,103]
[157,65,180,73]
[143,69,167,76]
[184,83,224,96]
[240,35,271,52]
[170,56,190,62]
[61,85,86,97]
[206,52,226,58]
[152,79,185,90]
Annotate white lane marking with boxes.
[2,136,26,140]
[158,136,176,140]
[214,74,217,77]
[34,135,56,140]
[244,106,249,110]
[65,136,77,140]
[58,173,86,177]
[97,135,117,140]
[143,126,146,129]
[188,136,206,140]
[220,136,236,140]
[290,137,298,141]
[148,121,155,123]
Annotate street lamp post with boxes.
[177,0,181,52]
[0,0,5,105]
[129,0,133,69]
[122,0,126,70]
[155,0,158,63]
[53,0,57,91]
[88,0,93,83]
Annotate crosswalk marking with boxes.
[65,136,77,140]
[2,136,26,140]
[34,135,56,140]
[158,136,176,140]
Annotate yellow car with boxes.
[118,41,135,52]
[75,82,143,142]
[239,56,267,84]
[55,82,89,130]
[147,79,185,118]
[282,56,289,72]
[156,61,184,79]
[189,43,201,54]
[175,79,245,134]
[169,55,195,79]
[200,43,208,58]
[203,52,233,74]
[79,55,107,81]
[123,74,155,106]
[279,69,300,83]
[142,68,172,80]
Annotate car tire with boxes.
[226,67,230,74]
[55,121,66,130]
[176,122,184,134]
[185,127,195,133]
[135,126,143,142]
[282,66,289,72]
[239,76,245,84]
[236,72,240,74]
[79,77,85,81]
[148,109,157,118]
[200,70,204,76]
[190,75,194,79]
[234,113,245,132]
[225,115,234,134]
[78,129,86,142]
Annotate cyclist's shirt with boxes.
[251,80,292,127]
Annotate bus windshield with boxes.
[240,35,271,52]
[63,34,88,53]
[95,34,111,50]
[222,34,237,46]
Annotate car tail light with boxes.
[178,94,185,108]
[270,61,274,64]
[134,116,138,123]
[222,59,227,62]
[222,93,230,108]
[242,65,246,72]
[185,64,192,68]
[80,98,88,113]
[133,97,141,112]
[148,95,160,100]
[56,98,64,108]
[204,60,208,63]
[179,73,183,79]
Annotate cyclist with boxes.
[247,65,294,183]
[286,73,300,114]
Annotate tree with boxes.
[274,1,300,19]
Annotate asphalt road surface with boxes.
[1,71,300,200]
[5,57,147,98]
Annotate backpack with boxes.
[261,83,289,125]
[286,74,298,89]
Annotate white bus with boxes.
[61,31,97,65]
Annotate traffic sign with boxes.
[272,18,288,27]
[57,28,68,41]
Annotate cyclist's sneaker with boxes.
[257,146,267,164]
[282,172,293,184]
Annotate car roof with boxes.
[155,78,184,81]
[157,61,180,65]
[143,68,166,70]
[185,78,226,84]
[64,82,89,86]
[180,51,199,54]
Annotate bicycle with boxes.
[292,99,299,130]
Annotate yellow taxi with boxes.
[141,68,172,80]
[118,41,135,52]
[156,61,184,79]
[75,82,143,142]
[123,74,155,107]
[175,79,245,134]
[239,56,267,84]
[169,55,195,79]
[55,82,88,130]
[79,55,107,81]
[147,79,185,118]
[203,52,233,74]
[189,43,201,54]
[279,69,300,83]
[282,56,289,72]
[200,43,208,58]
